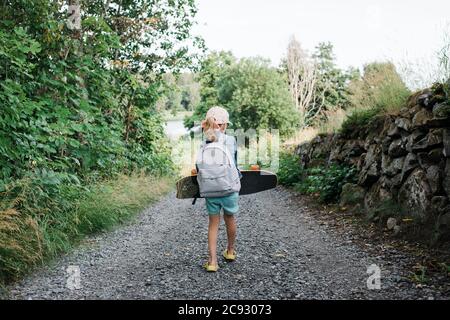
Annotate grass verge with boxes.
[0,173,173,286]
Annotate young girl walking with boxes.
[196,106,241,272]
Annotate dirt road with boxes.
[5,188,446,299]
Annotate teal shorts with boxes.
[205,192,239,215]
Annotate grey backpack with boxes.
[196,137,241,198]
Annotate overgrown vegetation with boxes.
[0,1,202,186]
[340,62,410,137]
[277,151,303,186]
[0,0,202,283]
[339,107,383,138]
[277,150,356,204]
[294,164,357,203]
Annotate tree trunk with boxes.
[68,0,81,41]
[286,36,317,127]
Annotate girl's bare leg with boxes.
[208,215,220,266]
[223,214,236,254]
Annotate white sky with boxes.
[193,0,450,70]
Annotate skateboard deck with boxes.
[176,169,277,199]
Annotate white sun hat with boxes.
[206,106,232,125]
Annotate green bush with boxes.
[0,4,183,187]
[0,0,201,285]
[339,107,382,138]
[277,151,303,186]
[295,164,357,203]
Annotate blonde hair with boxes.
[204,116,218,142]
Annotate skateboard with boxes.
[176,166,278,199]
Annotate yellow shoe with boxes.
[203,262,219,272]
[223,250,236,262]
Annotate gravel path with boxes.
[4,188,447,300]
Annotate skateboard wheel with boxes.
[250,164,260,171]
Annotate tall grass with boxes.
[0,209,42,285]
[348,62,410,113]
[374,79,411,115]
[0,174,172,284]
[340,61,410,136]
[282,127,319,146]
[318,109,347,135]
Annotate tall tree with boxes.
[312,42,350,112]
[186,53,298,136]
[286,35,317,127]
[218,57,298,136]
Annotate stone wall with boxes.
[295,85,450,241]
